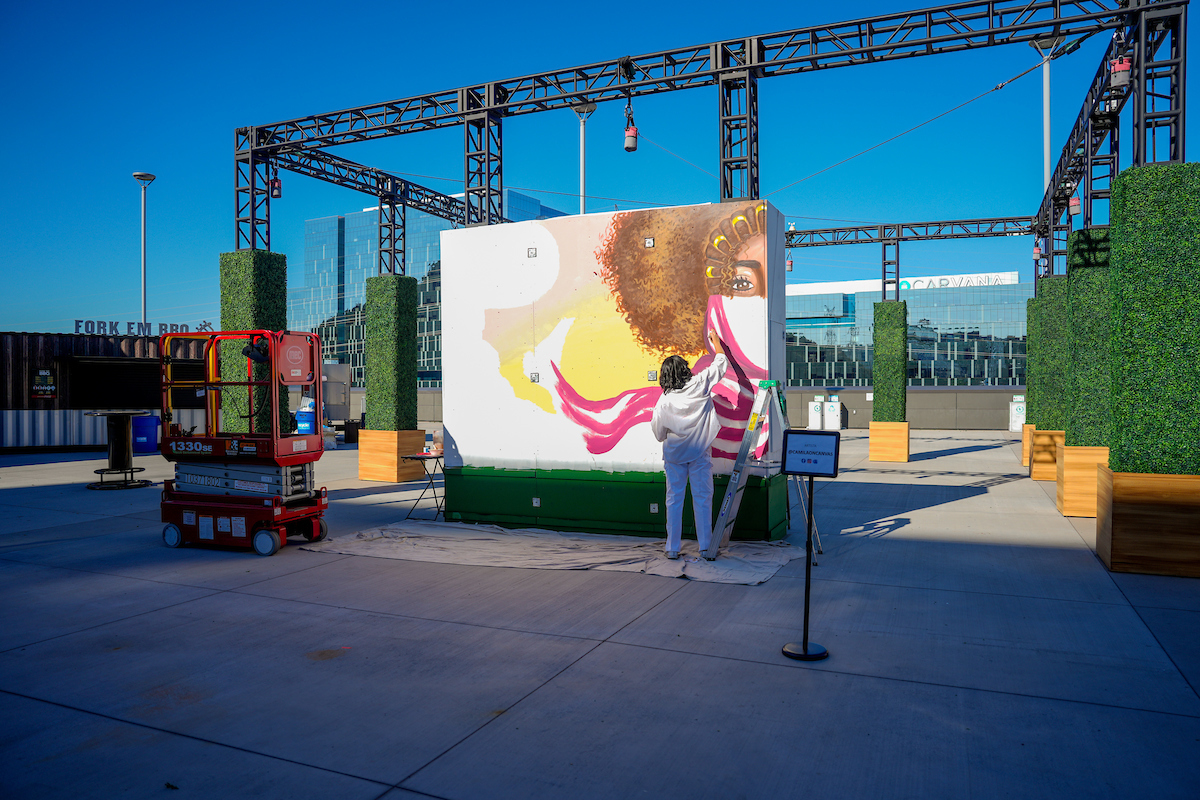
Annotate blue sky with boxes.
[1,0,1192,333]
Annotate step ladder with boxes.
[703,380,786,560]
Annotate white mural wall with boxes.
[441,201,785,474]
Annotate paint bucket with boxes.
[296,410,316,434]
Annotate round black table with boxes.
[85,411,154,490]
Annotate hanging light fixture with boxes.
[1069,197,1081,215]
[1110,57,1132,89]
[269,164,282,199]
[623,100,638,152]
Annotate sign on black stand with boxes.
[781,428,840,662]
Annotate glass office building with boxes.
[288,189,566,387]
[784,272,1032,387]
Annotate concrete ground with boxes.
[1,432,1197,799]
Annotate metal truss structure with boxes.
[236,0,1187,279]
[785,216,1034,297]
[1033,0,1187,281]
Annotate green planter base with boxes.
[444,466,789,541]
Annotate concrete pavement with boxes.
[1,432,1197,798]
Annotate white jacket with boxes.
[650,354,728,464]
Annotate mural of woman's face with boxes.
[729,233,767,298]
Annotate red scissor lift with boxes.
[158,330,328,556]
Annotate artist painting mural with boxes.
[441,201,785,475]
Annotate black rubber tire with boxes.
[301,518,328,543]
[252,528,280,557]
[162,524,182,549]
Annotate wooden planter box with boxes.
[1021,424,1035,467]
[1055,444,1109,518]
[869,421,909,462]
[358,429,426,482]
[1097,465,1200,577]
[1029,429,1064,481]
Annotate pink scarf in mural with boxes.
[551,296,770,460]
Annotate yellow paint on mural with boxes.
[498,357,553,413]
[495,292,706,414]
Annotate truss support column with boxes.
[719,69,759,202]
[378,183,406,276]
[234,128,270,251]
[464,103,503,226]
[1084,117,1119,228]
[882,237,899,301]
[1132,3,1187,166]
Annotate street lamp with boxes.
[572,103,596,215]
[1029,37,1063,190]
[133,172,156,326]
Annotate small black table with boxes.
[401,453,444,520]
[85,411,154,490]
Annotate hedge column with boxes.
[1108,163,1200,475]
[1065,228,1112,447]
[872,301,907,422]
[218,250,288,434]
[1025,275,1070,432]
[365,274,418,431]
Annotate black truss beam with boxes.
[786,216,1034,298]
[243,1,1161,153]
[269,149,495,276]
[1033,0,1186,274]
[234,150,270,251]
[787,215,1035,298]
[785,216,1034,247]
[270,149,468,225]
[236,0,1187,252]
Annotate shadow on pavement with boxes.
[909,443,1010,462]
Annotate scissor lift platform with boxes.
[158,329,328,556]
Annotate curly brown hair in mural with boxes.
[597,202,767,356]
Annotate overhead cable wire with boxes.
[635,129,718,178]
[763,59,1049,199]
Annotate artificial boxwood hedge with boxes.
[1108,163,1200,475]
[1025,275,1071,432]
[872,300,907,422]
[365,274,418,431]
[218,250,289,434]
[1065,228,1112,448]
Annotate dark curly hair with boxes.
[597,202,767,356]
[659,355,692,392]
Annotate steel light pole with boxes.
[1029,38,1062,190]
[573,103,596,215]
[133,172,156,326]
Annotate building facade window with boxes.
[784,274,1032,388]
[287,190,566,388]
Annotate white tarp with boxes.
[302,520,803,585]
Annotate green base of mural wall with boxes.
[444,467,789,541]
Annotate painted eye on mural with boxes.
[730,260,765,297]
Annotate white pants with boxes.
[664,451,715,553]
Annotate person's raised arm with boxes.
[691,329,729,393]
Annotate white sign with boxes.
[785,271,1019,297]
[782,429,841,478]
